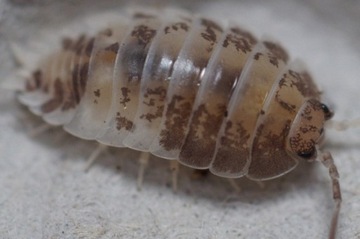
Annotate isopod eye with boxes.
[320,103,333,120]
[297,149,317,161]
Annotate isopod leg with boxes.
[169,160,179,192]
[319,151,342,239]
[254,180,265,189]
[227,178,241,193]
[84,144,108,172]
[137,152,150,191]
[28,123,54,138]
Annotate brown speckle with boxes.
[179,103,227,168]
[120,87,131,107]
[105,42,119,53]
[159,95,192,151]
[263,41,289,65]
[200,18,222,51]
[164,22,189,34]
[254,52,263,60]
[116,112,134,131]
[94,89,100,97]
[275,91,296,113]
[223,27,257,53]
[140,87,167,122]
[211,120,250,174]
[248,120,295,179]
[289,70,320,98]
[231,28,257,44]
[131,25,157,47]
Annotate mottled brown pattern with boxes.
[41,78,64,113]
[140,87,167,122]
[275,90,296,113]
[140,105,164,123]
[104,42,120,53]
[230,27,257,45]
[254,52,263,60]
[212,121,250,174]
[200,18,223,50]
[263,41,289,64]
[131,25,157,47]
[159,95,192,151]
[288,70,320,98]
[93,89,100,97]
[223,27,257,53]
[248,120,295,179]
[21,12,324,182]
[278,74,287,88]
[221,121,250,153]
[289,134,315,156]
[179,104,226,168]
[164,22,190,34]
[289,100,324,156]
[116,112,134,131]
[120,87,131,107]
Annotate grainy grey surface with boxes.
[0,0,360,238]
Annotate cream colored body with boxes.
[20,9,324,180]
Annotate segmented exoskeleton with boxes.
[16,9,341,239]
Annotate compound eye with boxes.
[321,103,333,120]
[297,148,317,161]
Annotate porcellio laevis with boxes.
[11,9,341,239]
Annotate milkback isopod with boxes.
[10,8,341,239]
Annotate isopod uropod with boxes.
[7,8,342,239]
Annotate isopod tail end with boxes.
[9,42,34,69]
[318,150,342,239]
[1,42,38,92]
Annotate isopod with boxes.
[6,8,342,239]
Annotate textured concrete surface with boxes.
[0,1,360,238]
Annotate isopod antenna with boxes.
[318,150,342,239]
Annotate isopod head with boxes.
[287,99,333,161]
